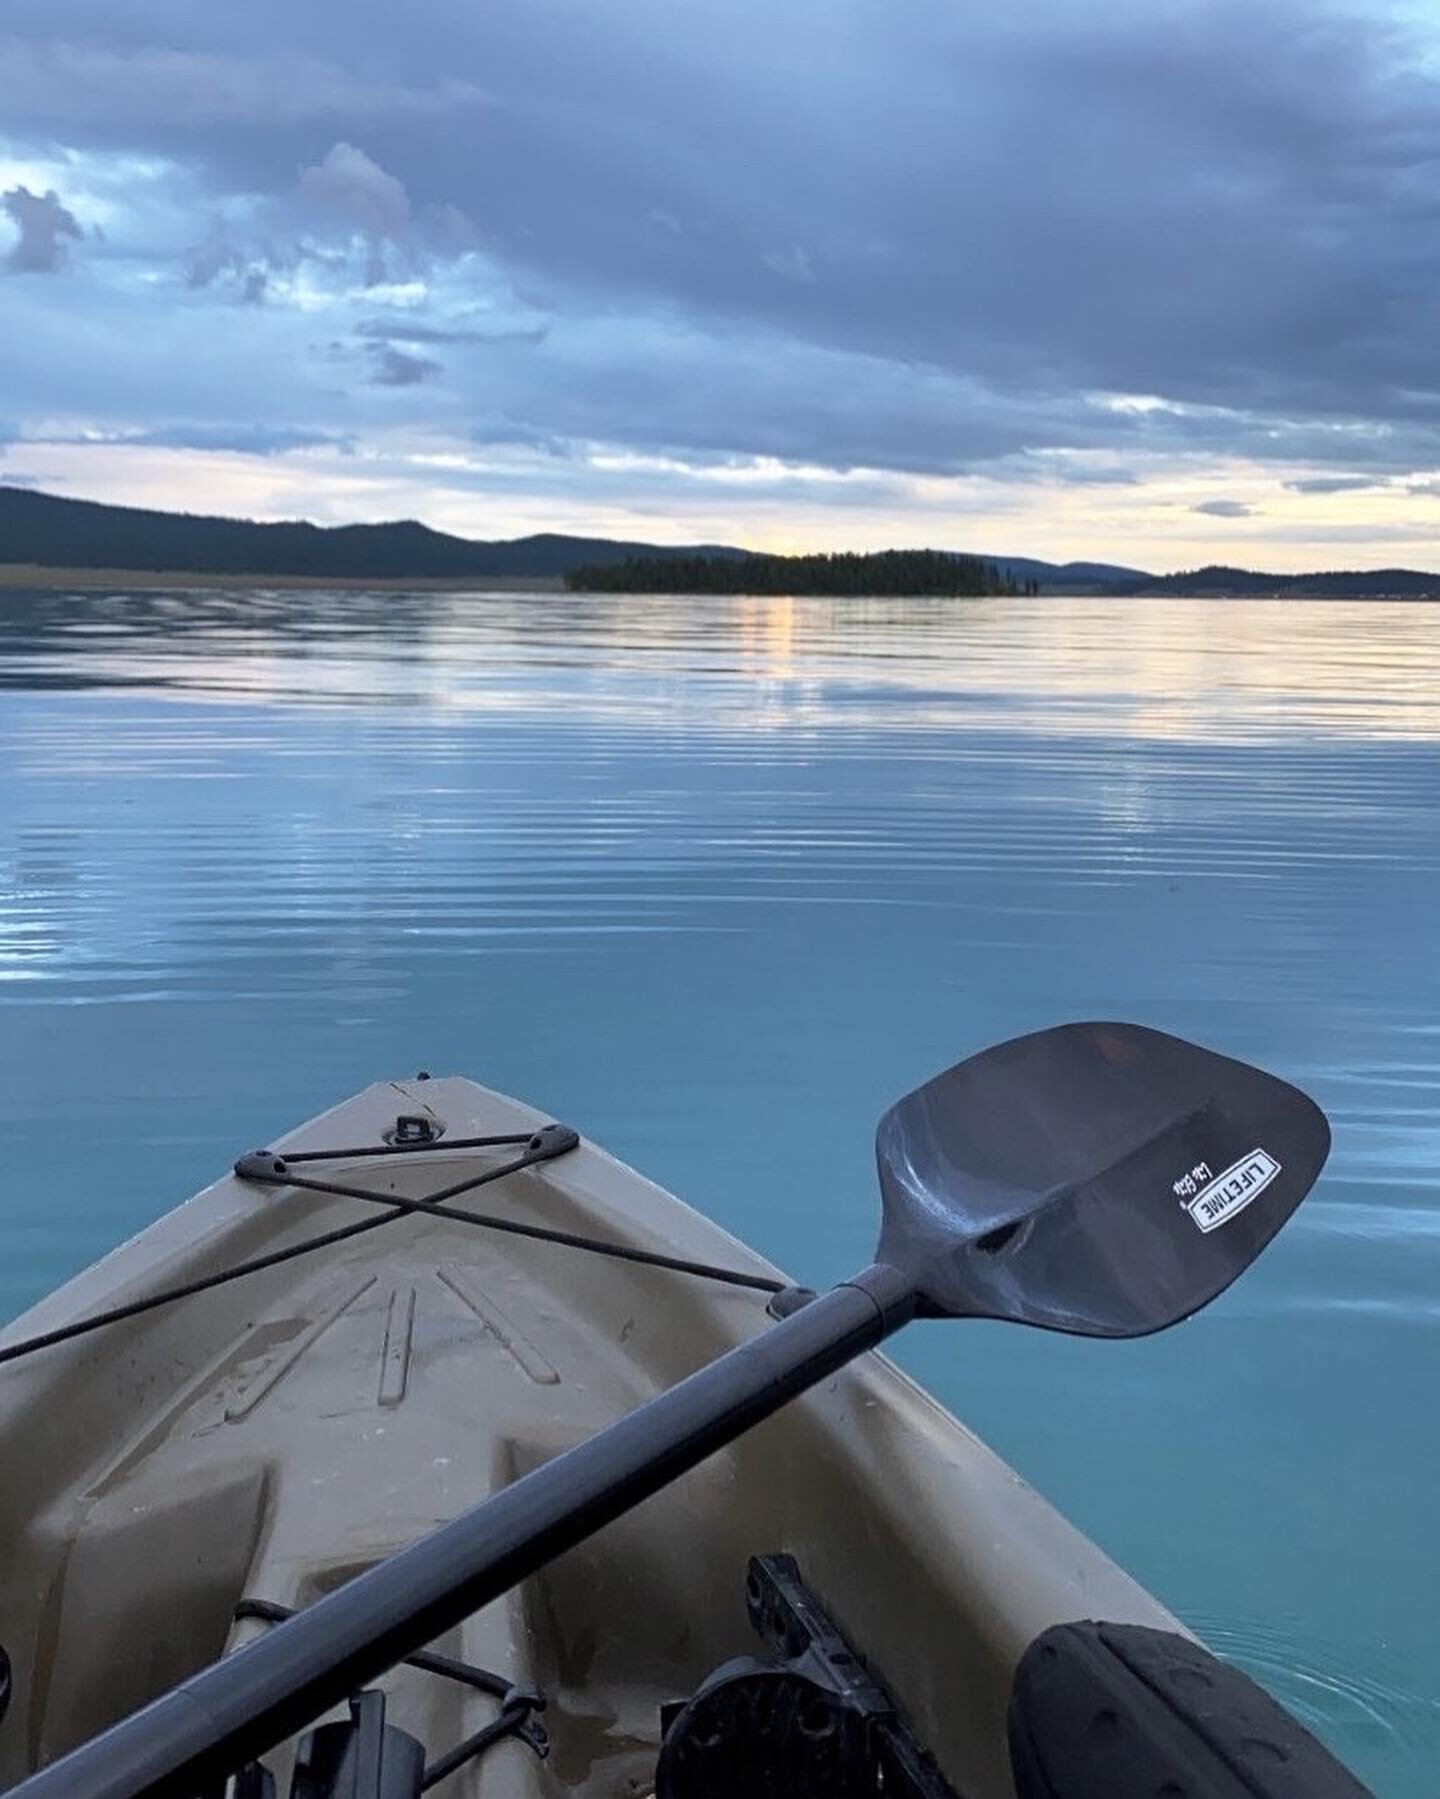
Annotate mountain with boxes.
[0,486,746,581]
[12,487,1438,596]
[1,486,1155,589]
[1135,564,1440,597]
[984,555,1150,593]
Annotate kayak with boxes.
[0,1051,1369,1798]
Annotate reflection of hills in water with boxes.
[0,587,433,700]
[5,586,1440,744]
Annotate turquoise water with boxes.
[2,586,1438,1790]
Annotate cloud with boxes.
[763,245,814,283]
[1284,475,1380,494]
[15,421,354,456]
[297,142,410,249]
[185,142,480,296]
[263,140,422,288]
[2,185,83,273]
[1193,499,1255,518]
[368,345,440,386]
[184,235,275,299]
[0,39,484,129]
[0,470,42,487]
[10,0,1440,560]
[119,423,354,455]
[355,316,548,346]
[1014,456,1142,487]
[467,417,581,456]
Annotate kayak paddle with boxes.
[12,1020,1330,1799]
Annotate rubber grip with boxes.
[1008,1621,1374,1798]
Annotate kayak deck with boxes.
[0,1077,1181,1797]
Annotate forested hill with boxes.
[1137,564,1440,597]
[1,486,1152,589]
[568,549,1026,596]
[0,486,743,580]
[0,485,1164,590]
[7,488,1436,595]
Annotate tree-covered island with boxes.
[565,548,1038,596]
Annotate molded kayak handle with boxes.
[1008,1621,1374,1798]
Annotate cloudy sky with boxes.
[4,0,1440,569]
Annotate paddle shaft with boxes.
[16,1263,918,1799]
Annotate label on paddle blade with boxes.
[1181,1148,1281,1232]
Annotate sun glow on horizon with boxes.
[10,437,1440,578]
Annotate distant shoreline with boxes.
[4,564,1439,601]
[0,564,566,594]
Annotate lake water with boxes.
[2,586,1438,1791]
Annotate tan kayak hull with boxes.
[0,1076,1183,1797]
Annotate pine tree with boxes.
[565,549,1015,597]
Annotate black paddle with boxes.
[13,1021,1330,1799]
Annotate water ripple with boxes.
[1187,1611,1440,1784]
[2,588,1438,1794]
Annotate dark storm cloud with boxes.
[1284,475,1384,493]
[1019,462,1143,488]
[5,0,1440,485]
[368,345,440,386]
[0,37,484,130]
[355,317,549,346]
[2,186,84,273]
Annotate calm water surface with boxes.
[2,587,1438,1791]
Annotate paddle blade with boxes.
[875,1022,1329,1336]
